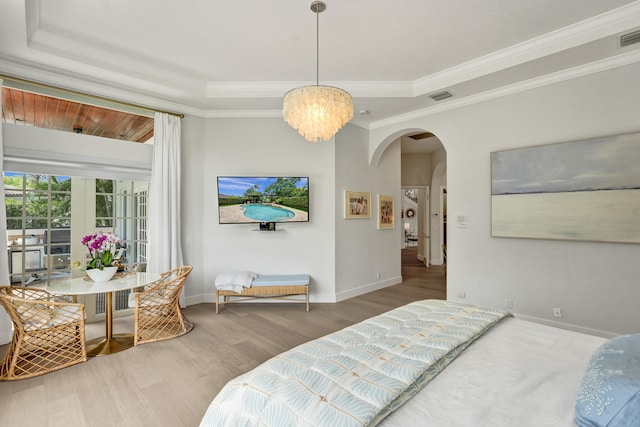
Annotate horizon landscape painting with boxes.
[491,132,640,243]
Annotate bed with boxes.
[200,299,638,427]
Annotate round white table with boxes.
[48,272,162,356]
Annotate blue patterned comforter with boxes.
[200,299,510,427]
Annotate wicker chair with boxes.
[128,265,194,345]
[0,286,87,381]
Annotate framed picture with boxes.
[491,131,640,243]
[345,191,371,219]
[378,195,394,229]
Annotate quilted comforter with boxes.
[200,299,510,427]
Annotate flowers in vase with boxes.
[81,232,122,270]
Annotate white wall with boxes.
[369,62,640,336]
[180,114,206,304]
[334,124,402,300]
[401,152,431,186]
[186,117,337,303]
[3,124,152,180]
[5,63,638,338]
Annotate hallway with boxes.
[400,247,447,299]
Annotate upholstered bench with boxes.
[215,274,310,313]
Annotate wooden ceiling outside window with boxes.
[1,87,154,143]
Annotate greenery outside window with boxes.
[4,173,149,315]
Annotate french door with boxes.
[4,172,148,322]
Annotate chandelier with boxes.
[283,1,354,143]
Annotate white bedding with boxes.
[379,317,607,427]
[200,300,509,427]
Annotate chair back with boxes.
[159,265,192,282]
[0,286,87,380]
[139,266,192,306]
[132,266,194,345]
[0,286,82,331]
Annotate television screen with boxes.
[217,177,309,224]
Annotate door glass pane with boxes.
[4,172,72,285]
[94,179,149,314]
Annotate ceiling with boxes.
[1,87,154,142]
[1,0,640,133]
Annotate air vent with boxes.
[620,29,640,47]
[409,132,435,140]
[429,90,454,101]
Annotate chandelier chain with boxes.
[316,4,319,86]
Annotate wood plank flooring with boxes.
[0,251,445,427]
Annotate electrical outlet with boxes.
[376,273,381,280]
[457,291,466,298]
[553,307,563,318]
[505,299,513,309]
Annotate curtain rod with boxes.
[0,74,184,118]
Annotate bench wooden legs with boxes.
[215,286,309,313]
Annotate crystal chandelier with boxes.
[283,1,354,143]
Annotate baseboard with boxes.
[335,276,403,302]
[186,294,210,306]
[514,313,618,338]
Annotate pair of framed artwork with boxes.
[344,190,394,229]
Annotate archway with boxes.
[371,127,448,288]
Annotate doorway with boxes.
[401,186,429,266]
[399,131,447,293]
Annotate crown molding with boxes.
[0,57,204,118]
[204,80,413,98]
[412,1,640,96]
[4,48,640,128]
[203,109,283,119]
[25,2,205,96]
[20,1,640,103]
[369,49,640,131]
[9,1,640,126]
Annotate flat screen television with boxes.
[217,176,309,225]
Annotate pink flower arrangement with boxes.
[81,232,121,270]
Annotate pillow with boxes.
[575,334,640,427]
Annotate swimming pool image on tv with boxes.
[242,204,295,222]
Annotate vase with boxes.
[86,266,118,282]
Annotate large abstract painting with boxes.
[491,132,640,243]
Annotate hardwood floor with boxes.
[0,254,445,427]
[401,246,447,298]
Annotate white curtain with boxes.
[147,112,185,306]
[0,79,14,344]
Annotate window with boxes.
[4,172,148,316]
[5,173,71,285]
